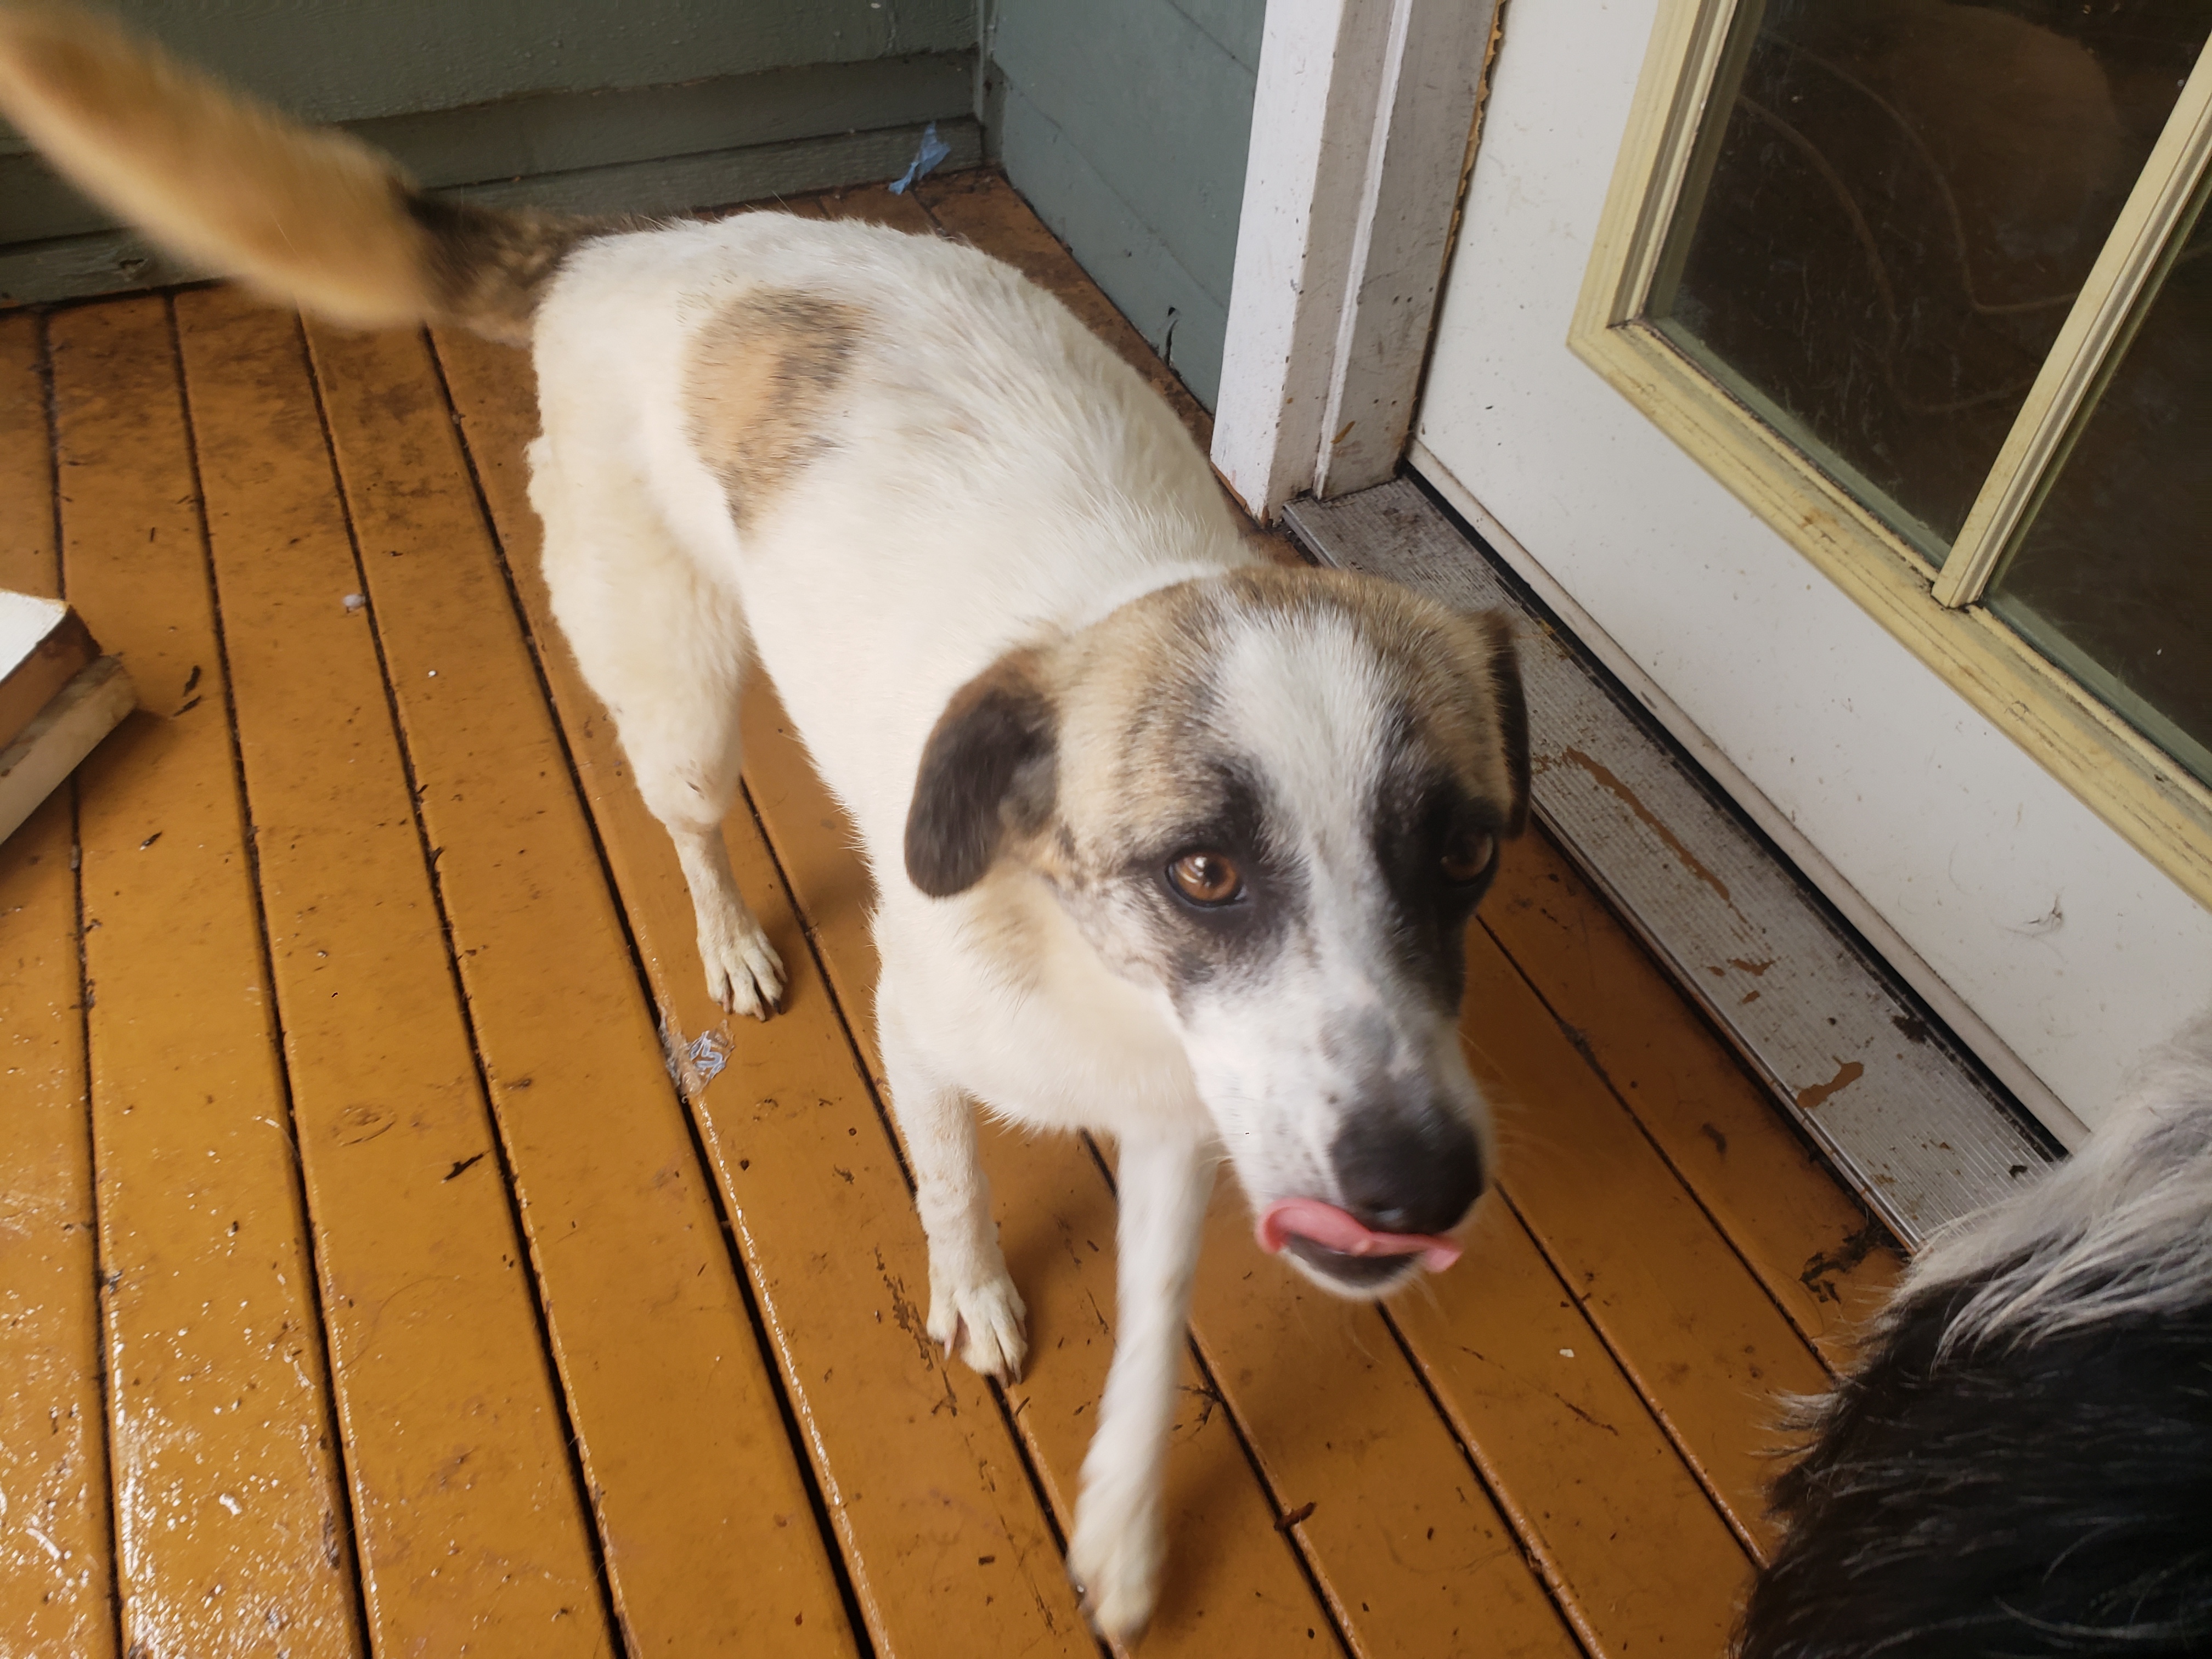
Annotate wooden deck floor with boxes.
[1,171,1905,1659]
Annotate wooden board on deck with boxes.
[1482,832,1904,1361]
[55,294,364,1659]
[172,286,615,1657]
[0,311,116,1659]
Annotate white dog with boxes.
[0,10,1528,1635]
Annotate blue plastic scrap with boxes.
[685,1030,730,1086]
[888,121,952,195]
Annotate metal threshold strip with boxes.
[1284,478,2057,1250]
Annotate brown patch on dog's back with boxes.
[686,289,865,527]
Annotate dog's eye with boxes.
[1441,831,1496,886]
[1167,851,1244,906]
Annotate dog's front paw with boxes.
[701,912,786,1020]
[1068,1486,1163,1645]
[927,1262,1028,1382]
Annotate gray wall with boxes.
[4,0,1268,414]
[984,0,1261,409]
[2,0,979,302]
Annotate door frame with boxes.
[1209,0,1499,517]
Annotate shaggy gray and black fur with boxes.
[1741,1024,2212,1659]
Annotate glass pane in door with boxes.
[1985,206,2212,787]
[1646,0,2209,561]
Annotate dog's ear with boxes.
[1475,613,1531,837]
[905,647,1058,898]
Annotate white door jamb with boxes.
[1210,0,1497,519]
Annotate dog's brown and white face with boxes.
[906,566,1528,1296]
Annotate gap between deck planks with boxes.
[0,167,1906,1659]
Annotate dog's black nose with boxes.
[1331,1107,1485,1237]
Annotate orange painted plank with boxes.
[1483,832,1902,1362]
[1185,1190,1579,1659]
[735,687,1346,1657]
[809,182,936,232]
[0,311,117,1657]
[52,295,363,1658]
[431,320,1094,1659]
[299,315,856,1657]
[1457,928,1831,1553]
[1392,1198,1755,1658]
[171,286,614,1656]
[0,313,56,585]
[0,790,108,1650]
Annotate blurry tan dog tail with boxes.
[0,5,598,342]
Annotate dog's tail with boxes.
[0,5,600,343]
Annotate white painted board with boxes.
[0,654,134,844]
[0,589,67,679]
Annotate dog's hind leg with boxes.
[877,972,1028,1381]
[1069,1132,1217,1642]
[529,439,785,1018]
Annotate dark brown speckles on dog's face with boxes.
[1360,748,1514,1008]
[1098,766,1300,999]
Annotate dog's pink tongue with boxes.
[1257,1198,1462,1273]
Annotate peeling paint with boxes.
[1795,1059,1866,1114]
[1554,747,1733,906]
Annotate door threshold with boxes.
[1284,476,2060,1248]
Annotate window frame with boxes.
[1567,0,2212,909]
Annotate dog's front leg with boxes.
[878,980,1028,1381]
[1070,1133,1217,1643]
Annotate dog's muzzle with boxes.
[1257,1105,1485,1286]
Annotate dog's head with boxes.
[904,566,1528,1297]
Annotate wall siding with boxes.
[5,0,1263,404]
[0,1,975,303]
[3,0,971,129]
[988,0,1261,408]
